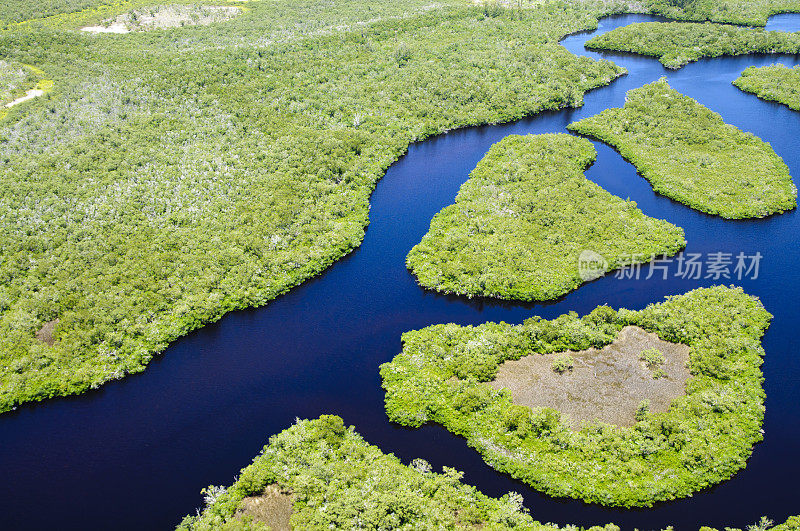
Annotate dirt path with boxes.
[4,88,44,108]
[81,23,130,34]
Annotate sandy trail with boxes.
[4,88,44,108]
[81,23,130,34]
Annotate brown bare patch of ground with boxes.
[81,5,240,33]
[35,319,59,346]
[236,484,293,530]
[489,326,690,429]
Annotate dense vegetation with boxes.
[0,1,643,413]
[406,134,685,301]
[8,0,796,28]
[0,0,106,25]
[568,80,797,218]
[644,0,800,26]
[734,64,800,110]
[0,59,34,105]
[177,415,622,530]
[585,21,800,69]
[381,286,772,507]
[179,416,799,530]
[705,517,800,531]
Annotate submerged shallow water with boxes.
[1,13,799,531]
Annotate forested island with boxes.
[406,134,685,301]
[734,64,800,110]
[180,415,799,530]
[585,21,800,69]
[569,79,797,218]
[381,287,771,507]
[179,415,611,530]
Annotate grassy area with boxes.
[734,64,800,110]
[585,21,800,69]
[380,286,772,507]
[406,134,685,301]
[568,79,797,218]
[0,2,635,413]
[177,415,622,530]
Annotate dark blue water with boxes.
[1,14,799,531]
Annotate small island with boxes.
[406,134,686,302]
[585,22,800,69]
[178,415,800,530]
[381,286,772,507]
[569,79,797,219]
[734,64,800,111]
[177,415,618,531]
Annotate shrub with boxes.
[640,348,665,369]
[551,354,575,374]
[635,399,651,421]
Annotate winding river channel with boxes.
[1,13,799,530]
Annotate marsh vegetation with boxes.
[80,4,241,33]
[489,326,690,429]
